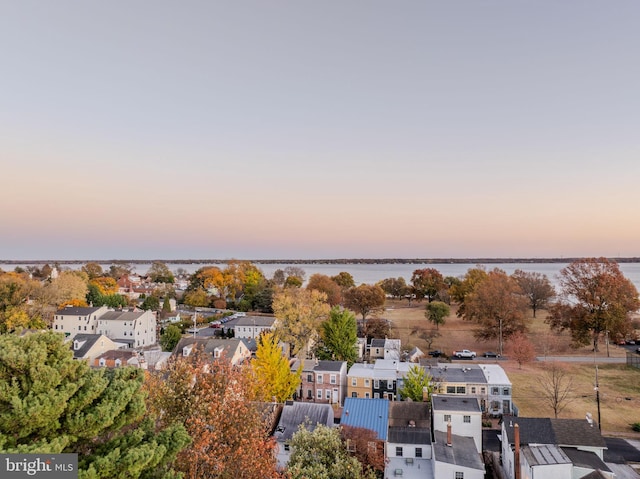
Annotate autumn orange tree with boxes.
[146,350,281,479]
[307,274,343,306]
[505,331,536,368]
[411,268,446,302]
[511,269,555,318]
[450,267,488,317]
[462,268,529,356]
[547,257,640,352]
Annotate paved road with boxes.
[536,356,626,363]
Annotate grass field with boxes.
[382,299,640,436]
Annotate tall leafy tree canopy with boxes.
[0,332,189,479]
[410,268,446,302]
[512,269,555,318]
[546,257,640,351]
[316,307,358,367]
[399,364,434,402]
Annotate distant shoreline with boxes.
[2,257,640,265]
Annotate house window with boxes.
[374,393,380,399]
[446,386,456,394]
[503,387,510,396]
[326,390,331,400]
[284,443,290,452]
[54,325,58,330]
[396,446,403,457]
[330,374,337,384]
[307,390,313,399]
[455,473,464,479]
[365,379,370,387]
[444,414,451,422]
[492,387,499,395]
[307,374,313,382]
[365,392,370,399]
[98,358,106,367]
[387,381,393,390]
[115,359,121,367]
[78,326,81,331]
[317,389,323,399]
[352,392,358,398]
[456,386,465,394]
[481,387,486,394]
[351,378,357,386]
[463,415,471,423]
[415,447,422,458]
[374,380,380,389]
[471,387,476,394]
[317,374,323,384]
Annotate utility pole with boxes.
[595,365,601,431]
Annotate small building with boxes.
[386,402,433,479]
[293,359,348,405]
[70,333,121,362]
[431,395,482,454]
[53,306,110,337]
[369,338,402,361]
[173,337,252,366]
[232,316,276,340]
[94,349,142,368]
[96,309,157,348]
[273,401,334,469]
[432,428,485,479]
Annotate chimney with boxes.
[446,421,452,447]
[514,423,520,479]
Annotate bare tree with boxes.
[538,362,576,418]
[512,269,555,318]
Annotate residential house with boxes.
[431,395,483,454]
[53,306,110,337]
[96,309,157,347]
[340,397,389,462]
[293,359,348,405]
[273,401,334,469]
[426,362,513,416]
[432,427,485,479]
[232,316,276,340]
[406,346,424,363]
[386,402,433,479]
[348,359,412,401]
[70,333,121,362]
[173,337,252,366]
[369,338,402,360]
[501,416,610,479]
[94,349,143,368]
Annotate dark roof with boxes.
[314,360,345,372]
[430,364,487,384]
[341,398,389,441]
[56,306,102,316]
[388,426,431,445]
[561,447,611,472]
[95,350,137,361]
[432,395,481,413]
[388,402,431,428]
[99,311,145,321]
[71,334,103,359]
[502,416,606,449]
[234,316,275,327]
[552,419,607,448]
[433,430,484,470]
[273,402,333,442]
[370,339,386,347]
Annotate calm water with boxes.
[5,261,640,290]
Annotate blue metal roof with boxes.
[340,398,389,441]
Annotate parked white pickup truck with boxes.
[453,349,476,359]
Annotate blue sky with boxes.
[1,1,639,260]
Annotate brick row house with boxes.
[292,359,348,405]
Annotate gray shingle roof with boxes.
[388,402,431,428]
[273,402,333,442]
[99,311,145,321]
[71,334,102,359]
[561,447,611,472]
[234,316,275,327]
[432,395,481,413]
[433,430,485,470]
[56,306,102,316]
[388,427,432,445]
[502,416,606,449]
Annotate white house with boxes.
[232,315,276,340]
[96,309,157,347]
[53,306,110,336]
[386,402,434,479]
[431,395,482,454]
[501,416,610,479]
[432,427,485,479]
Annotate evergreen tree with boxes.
[316,307,358,367]
[0,332,189,478]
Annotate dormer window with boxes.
[115,359,122,367]
[73,340,80,350]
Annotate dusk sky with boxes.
[2,1,639,260]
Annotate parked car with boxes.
[482,351,500,358]
[428,350,444,357]
[453,349,476,359]
[635,347,640,355]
